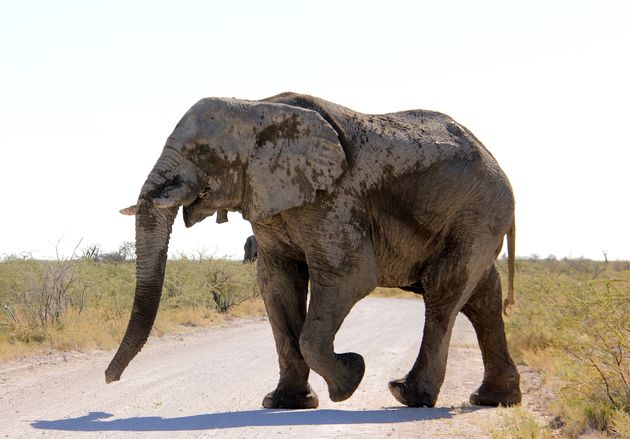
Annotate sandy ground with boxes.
[0,297,549,438]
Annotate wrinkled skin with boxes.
[106,93,521,409]
[243,235,258,263]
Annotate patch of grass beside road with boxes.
[498,258,630,438]
[0,254,262,362]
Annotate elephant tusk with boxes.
[120,205,139,215]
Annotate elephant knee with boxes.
[299,332,317,365]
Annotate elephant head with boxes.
[105,98,347,383]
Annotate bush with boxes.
[0,254,87,336]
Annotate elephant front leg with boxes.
[299,255,378,402]
[257,253,318,409]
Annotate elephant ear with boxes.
[243,103,347,222]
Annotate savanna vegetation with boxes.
[0,243,262,361]
[496,257,630,438]
[1,246,628,437]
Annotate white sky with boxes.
[1,0,629,260]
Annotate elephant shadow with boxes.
[31,407,482,432]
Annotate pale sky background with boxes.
[1,0,628,260]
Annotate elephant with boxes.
[106,92,521,409]
[243,235,258,263]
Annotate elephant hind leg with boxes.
[388,246,473,407]
[461,265,521,406]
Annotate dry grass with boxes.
[490,406,553,439]
[498,258,630,438]
[0,255,261,361]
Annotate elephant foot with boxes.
[388,378,438,407]
[262,384,319,409]
[469,379,521,407]
[327,353,365,402]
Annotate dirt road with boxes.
[1,297,532,438]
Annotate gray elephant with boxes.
[243,235,258,263]
[106,92,520,409]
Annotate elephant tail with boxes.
[503,217,516,314]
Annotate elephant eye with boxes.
[194,142,213,161]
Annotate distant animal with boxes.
[107,92,520,410]
[243,235,258,263]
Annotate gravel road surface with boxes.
[1,297,530,438]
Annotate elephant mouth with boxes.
[183,194,229,227]
[183,197,216,228]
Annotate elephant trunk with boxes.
[105,147,200,383]
[105,201,177,383]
